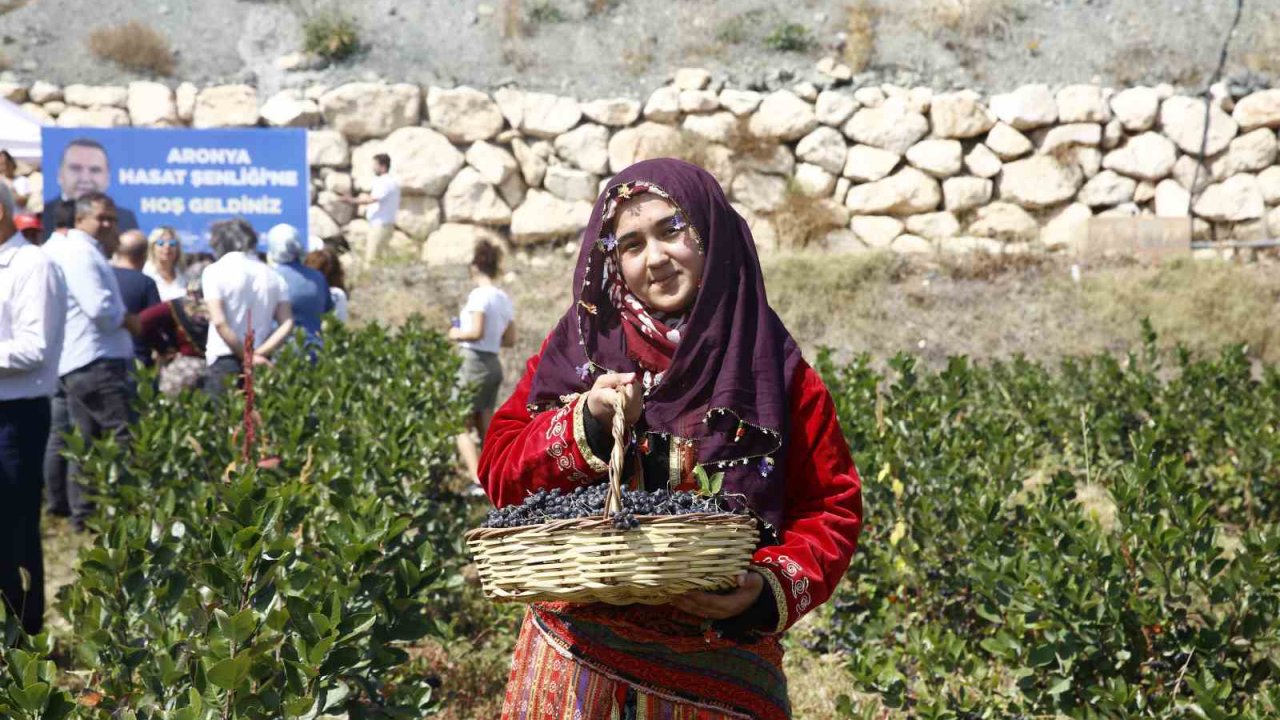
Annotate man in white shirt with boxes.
[41,191,138,532]
[343,153,400,265]
[201,219,295,398]
[0,180,67,634]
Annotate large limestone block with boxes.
[544,165,599,203]
[1056,84,1110,123]
[1193,174,1265,221]
[308,130,350,168]
[997,155,1084,209]
[942,177,994,211]
[679,89,719,113]
[423,223,507,265]
[260,90,320,128]
[554,123,611,175]
[1037,123,1102,154]
[796,126,848,175]
[443,167,512,225]
[511,190,593,245]
[64,84,127,108]
[681,112,737,145]
[127,82,177,127]
[427,86,505,142]
[849,215,904,248]
[737,145,795,176]
[929,91,994,139]
[1160,96,1238,156]
[395,195,443,241]
[967,202,1040,242]
[984,122,1033,160]
[842,145,901,182]
[581,98,641,127]
[512,138,551,187]
[1233,90,1280,131]
[1208,128,1277,178]
[465,141,519,185]
[1101,132,1177,181]
[905,139,963,178]
[793,163,837,197]
[1078,170,1137,207]
[520,91,583,138]
[990,84,1057,130]
[608,122,683,173]
[815,90,858,127]
[748,90,818,142]
[57,107,129,127]
[905,211,960,240]
[193,85,260,128]
[320,82,421,141]
[29,81,61,104]
[317,189,355,225]
[1154,179,1191,217]
[1172,154,1212,193]
[353,127,464,196]
[718,89,762,116]
[730,170,789,213]
[1110,87,1159,131]
[844,167,941,216]
[1259,166,1280,204]
[309,205,341,241]
[643,86,681,123]
[176,82,197,123]
[1040,202,1092,249]
[842,98,929,155]
[963,143,1002,178]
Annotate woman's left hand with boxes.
[669,570,763,620]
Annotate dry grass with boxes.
[844,1,877,72]
[772,186,850,249]
[921,0,1023,37]
[302,9,359,62]
[87,21,176,76]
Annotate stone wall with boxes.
[5,71,1280,267]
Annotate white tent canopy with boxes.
[0,97,46,161]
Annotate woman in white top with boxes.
[143,226,190,302]
[448,240,516,485]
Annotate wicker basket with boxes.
[465,395,759,605]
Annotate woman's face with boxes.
[613,195,705,315]
[153,231,179,267]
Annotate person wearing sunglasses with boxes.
[143,226,188,302]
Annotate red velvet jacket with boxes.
[478,342,864,633]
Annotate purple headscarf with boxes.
[529,158,802,526]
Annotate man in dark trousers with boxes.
[111,229,162,370]
[0,181,67,634]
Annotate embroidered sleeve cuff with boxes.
[573,395,611,475]
[752,563,789,634]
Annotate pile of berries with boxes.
[480,484,737,530]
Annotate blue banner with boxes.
[40,127,309,254]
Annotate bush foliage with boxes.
[5,320,1280,718]
[818,325,1280,718]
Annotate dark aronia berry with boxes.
[480,484,745,529]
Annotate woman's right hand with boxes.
[586,373,643,427]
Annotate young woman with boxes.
[142,226,189,302]
[138,263,210,396]
[449,240,516,485]
[478,159,863,719]
[304,248,350,322]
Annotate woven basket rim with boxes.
[464,511,754,541]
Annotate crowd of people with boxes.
[0,180,351,635]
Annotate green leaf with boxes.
[1047,676,1072,696]
[207,655,251,690]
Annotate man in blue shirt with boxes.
[110,229,162,368]
[266,224,331,350]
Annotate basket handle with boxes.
[603,390,628,516]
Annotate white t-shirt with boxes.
[330,287,349,322]
[143,262,190,302]
[368,174,401,227]
[460,285,514,354]
[201,252,290,364]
